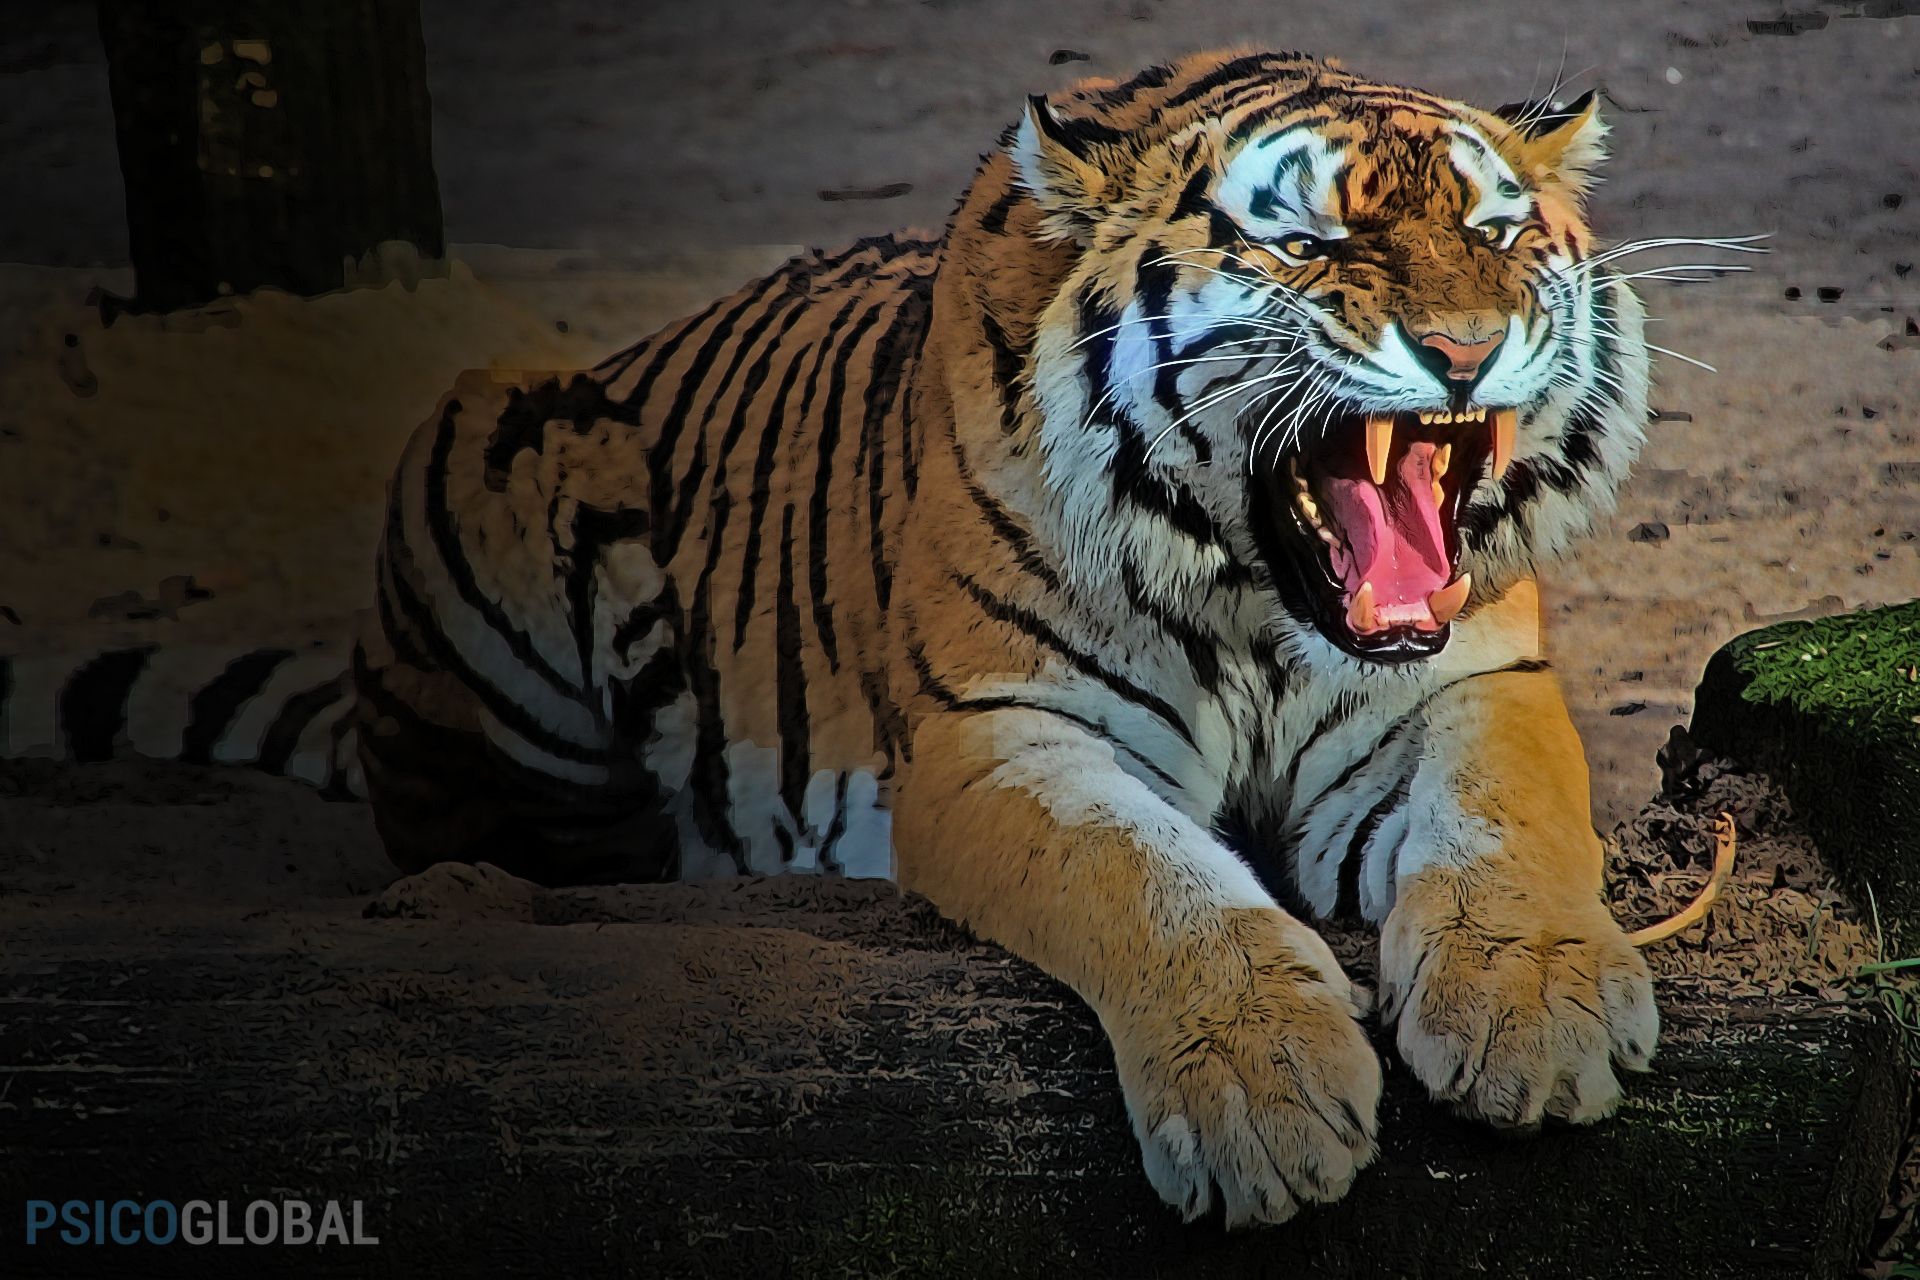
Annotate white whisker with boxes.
[1644,343,1718,373]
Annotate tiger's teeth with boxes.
[1434,443,1452,479]
[1347,580,1377,634]
[1490,407,1517,481]
[1427,573,1471,627]
[1365,412,1393,486]
[1419,410,1435,425]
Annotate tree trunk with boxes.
[96,0,446,312]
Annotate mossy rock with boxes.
[1689,599,1920,941]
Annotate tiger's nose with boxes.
[1412,330,1505,383]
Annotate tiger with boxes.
[4,49,1678,1225]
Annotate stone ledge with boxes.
[0,842,1904,1279]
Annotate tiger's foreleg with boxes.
[1380,666,1658,1128]
[895,708,1381,1225]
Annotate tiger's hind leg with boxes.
[349,636,678,887]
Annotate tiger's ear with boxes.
[1009,95,1117,238]
[1496,89,1608,201]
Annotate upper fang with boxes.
[1490,407,1517,480]
[1365,412,1394,486]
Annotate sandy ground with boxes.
[3,0,1918,824]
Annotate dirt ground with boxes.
[4,0,1919,821]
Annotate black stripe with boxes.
[1558,290,1622,474]
[647,273,794,559]
[979,309,1026,436]
[1337,773,1412,919]
[356,653,650,825]
[611,598,672,661]
[1111,425,1227,548]
[255,675,349,775]
[906,642,1184,793]
[774,504,812,833]
[1162,53,1291,111]
[953,436,1060,591]
[952,572,1195,748]
[1028,96,1132,153]
[662,289,814,563]
[605,292,729,406]
[1221,81,1349,144]
[591,293,721,397]
[735,297,865,650]
[817,772,852,871]
[563,504,652,692]
[1299,717,1413,822]
[424,402,584,699]
[483,374,640,494]
[1283,698,1351,796]
[860,665,908,777]
[811,298,895,669]
[1135,242,1185,418]
[381,527,612,765]
[319,703,356,801]
[1172,169,1213,221]
[684,524,747,871]
[899,345,923,499]
[59,647,154,763]
[1120,561,1220,693]
[1089,60,1177,109]
[1076,286,1119,426]
[179,649,294,765]
[611,646,686,740]
[980,185,1023,235]
[860,285,930,616]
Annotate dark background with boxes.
[3,0,1916,299]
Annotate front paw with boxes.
[1110,912,1381,1227]
[1381,870,1658,1128]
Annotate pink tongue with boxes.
[1320,441,1450,623]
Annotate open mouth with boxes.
[1254,405,1517,663]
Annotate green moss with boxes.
[1691,599,1920,946]
[1726,599,1920,738]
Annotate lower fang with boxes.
[1347,580,1377,633]
[1427,573,1471,627]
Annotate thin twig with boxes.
[1628,812,1738,947]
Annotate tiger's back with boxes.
[358,235,939,883]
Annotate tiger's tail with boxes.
[0,642,365,800]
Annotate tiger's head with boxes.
[947,50,1657,667]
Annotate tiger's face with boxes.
[1006,54,1644,666]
